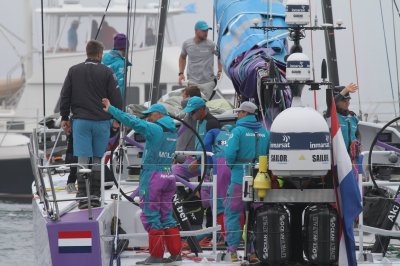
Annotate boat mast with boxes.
[150,0,169,104]
[25,0,33,78]
[40,0,46,117]
[321,0,340,86]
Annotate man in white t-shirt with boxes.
[178,20,222,99]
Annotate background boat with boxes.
[0,0,222,199]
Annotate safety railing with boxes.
[31,127,221,255]
[102,150,221,256]
[30,128,95,221]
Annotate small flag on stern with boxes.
[58,231,92,253]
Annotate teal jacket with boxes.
[102,50,131,97]
[338,113,359,152]
[225,115,270,184]
[108,105,177,171]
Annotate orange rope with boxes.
[349,0,362,118]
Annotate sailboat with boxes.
[0,23,29,198]
[30,0,400,265]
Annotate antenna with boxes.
[321,59,327,81]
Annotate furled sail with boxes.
[215,0,292,127]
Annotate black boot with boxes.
[90,171,101,208]
[77,172,89,209]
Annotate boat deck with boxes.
[31,168,400,265]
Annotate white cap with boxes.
[233,101,258,114]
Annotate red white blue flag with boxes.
[58,230,92,253]
[330,96,362,266]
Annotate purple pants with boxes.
[139,170,177,231]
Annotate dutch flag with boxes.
[58,231,92,253]
[330,96,362,266]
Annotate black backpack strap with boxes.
[154,121,169,132]
[253,131,259,164]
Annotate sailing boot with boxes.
[90,170,101,208]
[77,172,89,209]
[163,227,182,265]
[136,230,164,265]
[77,157,90,209]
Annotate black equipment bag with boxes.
[363,187,400,253]
[172,193,202,255]
[303,204,339,265]
[254,204,291,265]
[176,188,204,226]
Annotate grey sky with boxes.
[1,0,399,120]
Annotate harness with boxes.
[110,50,124,60]
[154,121,170,132]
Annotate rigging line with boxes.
[392,0,400,114]
[127,0,137,92]
[41,0,46,117]
[113,0,133,254]
[0,24,25,44]
[379,0,398,117]
[308,0,317,110]
[0,27,23,59]
[349,0,362,118]
[394,0,400,18]
[123,0,134,110]
[94,0,112,40]
[267,0,272,46]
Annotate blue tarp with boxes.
[214,0,289,73]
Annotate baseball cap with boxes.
[333,86,351,102]
[233,101,258,114]
[142,103,167,115]
[183,96,206,113]
[194,20,212,31]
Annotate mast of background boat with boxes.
[40,0,46,117]
[94,0,113,40]
[25,0,33,78]
[39,0,49,163]
[321,0,340,86]
[150,0,169,104]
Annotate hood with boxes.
[155,116,177,132]
[102,50,132,66]
[236,115,263,130]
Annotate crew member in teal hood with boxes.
[334,83,360,162]
[102,33,132,97]
[224,101,270,261]
[102,99,182,265]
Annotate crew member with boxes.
[224,101,270,262]
[203,124,232,240]
[102,100,182,265]
[60,40,122,209]
[102,33,132,97]
[178,20,222,99]
[335,83,360,162]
